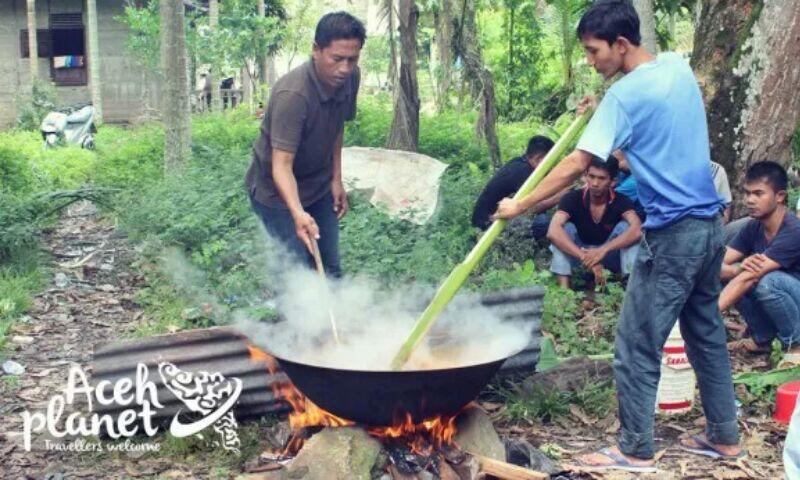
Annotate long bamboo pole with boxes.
[390,109,594,370]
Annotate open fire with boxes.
[248,344,459,456]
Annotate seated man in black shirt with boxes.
[471,136,567,237]
[548,155,642,290]
[719,162,800,365]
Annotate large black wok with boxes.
[273,353,512,426]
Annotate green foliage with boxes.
[92,124,164,190]
[361,35,391,88]
[198,0,286,76]
[734,366,800,400]
[539,281,618,356]
[498,379,615,424]
[116,1,162,71]
[0,145,36,195]
[15,80,57,131]
[117,0,285,76]
[0,254,45,353]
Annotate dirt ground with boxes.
[0,204,790,479]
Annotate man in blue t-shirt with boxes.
[719,162,800,364]
[493,0,741,471]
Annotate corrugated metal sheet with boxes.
[91,286,544,424]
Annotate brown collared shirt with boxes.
[245,60,360,208]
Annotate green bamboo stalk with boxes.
[390,109,594,370]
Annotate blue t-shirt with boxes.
[615,172,638,202]
[729,213,800,277]
[576,53,724,229]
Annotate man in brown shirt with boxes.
[245,12,365,277]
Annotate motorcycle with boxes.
[40,103,96,149]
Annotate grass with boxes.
[0,253,46,355]
[496,379,617,425]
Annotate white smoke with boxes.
[232,228,533,372]
[156,223,533,371]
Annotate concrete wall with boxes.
[0,0,161,128]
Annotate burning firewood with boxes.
[471,452,549,479]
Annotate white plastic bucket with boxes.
[656,322,696,414]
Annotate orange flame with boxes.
[247,344,459,455]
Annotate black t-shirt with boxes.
[557,188,636,245]
[472,157,533,229]
[729,212,800,276]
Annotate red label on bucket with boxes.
[658,400,692,410]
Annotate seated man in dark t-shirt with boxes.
[547,155,642,290]
[719,162,800,364]
[471,136,567,237]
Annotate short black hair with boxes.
[588,154,620,178]
[525,135,555,158]
[577,0,642,47]
[314,11,366,49]
[745,161,788,193]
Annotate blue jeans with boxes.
[734,271,800,349]
[615,215,738,459]
[530,213,551,240]
[250,192,342,277]
[549,222,639,276]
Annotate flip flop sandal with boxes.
[776,352,800,370]
[570,447,658,473]
[679,435,747,459]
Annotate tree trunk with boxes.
[386,0,420,152]
[86,0,103,124]
[434,0,454,112]
[257,0,269,89]
[266,54,277,87]
[632,0,657,53]
[208,0,222,112]
[386,0,398,91]
[692,0,800,217]
[454,0,501,168]
[507,2,516,117]
[26,0,38,81]
[535,0,546,17]
[160,0,191,172]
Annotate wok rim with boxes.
[267,345,525,374]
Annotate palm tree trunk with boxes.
[257,0,269,89]
[454,0,501,167]
[209,0,222,112]
[86,0,103,124]
[386,0,398,90]
[632,0,657,52]
[160,0,191,172]
[26,0,38,81]
[386,0,420,151]
[434,0,453,112]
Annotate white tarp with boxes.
[342,147,449,225]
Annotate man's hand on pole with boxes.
[293,211,320,254]
[578,95,598,115]
[492,197,526,220]
[332,180,349,220]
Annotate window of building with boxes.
[49,13,87,86]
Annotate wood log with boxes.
[472,453,549,480]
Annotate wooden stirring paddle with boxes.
[310,237,341,345]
